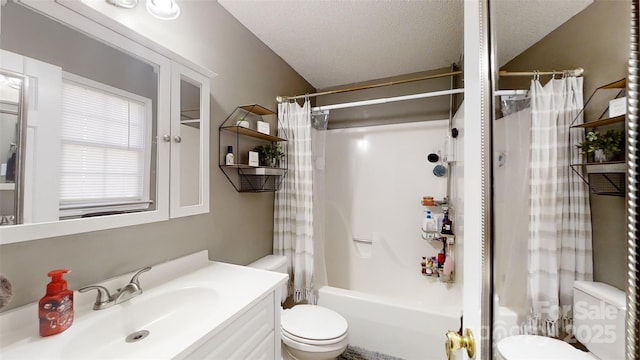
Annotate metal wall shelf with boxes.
[571,115,624,128]
[220,125,286,142]
[569,79,626,197]
[570,161,626,196]
[219,104,288,192]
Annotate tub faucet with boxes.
[79,266,152,310]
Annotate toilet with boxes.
[248,255,349,360]
[497,281,626,360]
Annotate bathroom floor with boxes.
[337,346,404,360]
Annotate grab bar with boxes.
[352,237,372,244]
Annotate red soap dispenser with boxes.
[39,269,73,337]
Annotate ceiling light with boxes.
[146,0,180,20]
[106,0,138,9]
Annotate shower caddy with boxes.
[569,78,626,197]
[421,201,455,283]
[219,104,288,192]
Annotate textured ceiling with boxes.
[218,0,593,89]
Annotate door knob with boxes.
[174,135,182,143]
[162,134,171,142]
[445,328,475,360]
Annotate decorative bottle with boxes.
[441,209,454,235]
[225,145,234,165]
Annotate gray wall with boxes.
[498,0,630,290]
[0,2,314,310]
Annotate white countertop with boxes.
[0,251,288,359]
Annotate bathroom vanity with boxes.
[0,251,288,359]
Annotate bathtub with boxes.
[322,121,463,359]
[317,286,460,360]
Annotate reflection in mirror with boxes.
[0,1,158,225]
[179,78,201,207]
[490,1,629,358]
[0,72,25,226]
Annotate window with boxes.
[59,73,152,218]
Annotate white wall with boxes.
[324,119,462,309]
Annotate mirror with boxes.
[490,0,629,357]
[169,61,209,218]
[0,0,170,241]
[0,71,26,225]
[178,78,201,207]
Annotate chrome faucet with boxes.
[79,266,152,310]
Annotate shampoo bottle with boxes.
[441,209,454,235]
[39,269,73,337]
[422,211,437,240]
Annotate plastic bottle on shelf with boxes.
[225,145,234,166]
[424,211,437,232]
[441,209,454,235]
[425,258,434,276]
[435,213,444,232]
[437,250,445,269]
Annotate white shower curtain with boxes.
[494,106,531,310]
[311,110,329,297]
[274,99,315,303]
[527,76,593,337]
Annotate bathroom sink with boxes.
[62,287,218,359]
[0,252,288,360]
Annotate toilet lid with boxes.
[281,305,348,341]
[282,328,348,346]
[497,335,594,360]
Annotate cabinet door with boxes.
[170,62,210,218]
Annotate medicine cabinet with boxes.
[0,0,213,244]
[570,78,626,197]
[170,62,210,217]
[219,105,288,192]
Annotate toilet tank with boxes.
[248,255,288,302]
[248,255,288,273]
[573,281,625,360]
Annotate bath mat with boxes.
[337,345,405,360]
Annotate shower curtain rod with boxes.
[499,67,584,77]
[278,67,581,103]
[276,70,462,103]
[293,68,579,112]
[309,88,526,112]
[310,88,465,112]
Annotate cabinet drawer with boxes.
[181,293,275,359]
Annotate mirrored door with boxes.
[0,71,26,226]
[169,62,210,218]
[490,1,630,358]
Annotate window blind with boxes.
[60,78,149,213]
